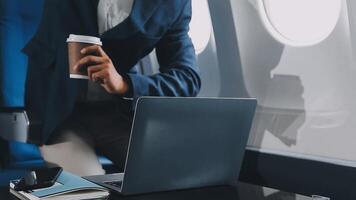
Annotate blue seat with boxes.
[0,0,115,176]
[0,0,45,185]
[0,0,45,170]
[0,0,43,107]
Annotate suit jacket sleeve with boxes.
[126,0,201,99]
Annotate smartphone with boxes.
[13,167,63,191]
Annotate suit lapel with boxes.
[101,0,163,40]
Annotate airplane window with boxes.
[231,0,356,166]
[146,1,220,97]
[189,0,212,54]
[250,0,342,47]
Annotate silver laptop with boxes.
[84,97,257,195]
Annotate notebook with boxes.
[10,171,109,200]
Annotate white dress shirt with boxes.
[97,0,134,35]
[87,0,134,101]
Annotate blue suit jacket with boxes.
[23,0,201,144]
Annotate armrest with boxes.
[0,108,43,144]
[0,108,29,143]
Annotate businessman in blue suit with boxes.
[24,0,201,175]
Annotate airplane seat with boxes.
[0,0,116,175]
[0,0,45,171]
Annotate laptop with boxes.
[84,97,257,195]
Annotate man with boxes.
[24,0,201,175]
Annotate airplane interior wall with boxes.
[144,0,356,168]
[231,0,356,166]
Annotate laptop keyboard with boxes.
[104,181,123,188]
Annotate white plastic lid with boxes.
[66,34,102,46]
[255,0,342,47]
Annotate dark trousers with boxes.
[49,100,134,172]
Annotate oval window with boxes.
[189,0,212,54]
[255,0,342,47]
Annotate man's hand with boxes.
[74,45,129,95]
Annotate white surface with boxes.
[232,0,356,164]
[66,34,102,46]
[347,0,356,65]
[189,0,212,54]
[40,131,106,177]
[254,0,341,46]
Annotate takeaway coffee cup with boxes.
[67,34,102,79]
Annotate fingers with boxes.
[87,64,106,80]
[90,64,126,95]
[81,45,107,57]
[74,55,105,72]
[92,70,109,84]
